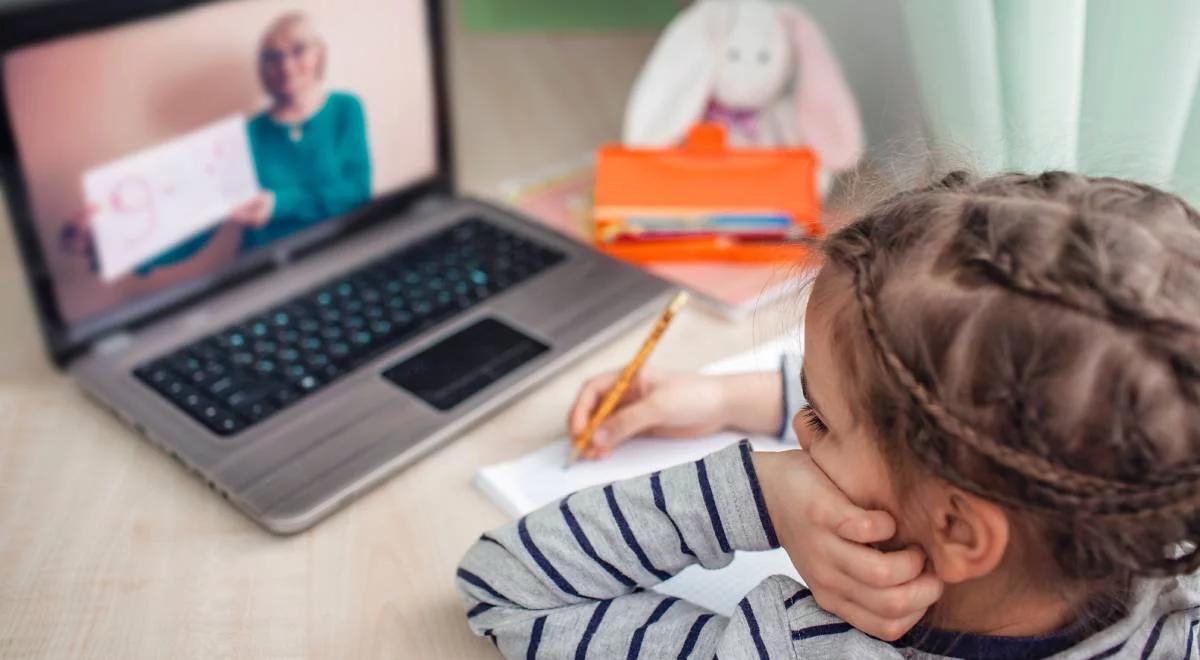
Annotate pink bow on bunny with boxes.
[624,0,864,173]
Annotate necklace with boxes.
[288,124,303,142]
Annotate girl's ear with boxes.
[775,4,864,172]
[623,1,729,147]
[925,488,1010,584]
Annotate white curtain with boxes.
[900,0,1200,203]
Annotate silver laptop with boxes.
[0,0,669,533]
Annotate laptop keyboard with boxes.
[134,218,565,436]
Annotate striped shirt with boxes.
[457,362,1200,658]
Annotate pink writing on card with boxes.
[84,114,260,281]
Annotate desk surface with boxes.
[0,19,806,660]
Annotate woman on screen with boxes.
[135,11,374,271]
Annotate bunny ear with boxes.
[624,1,729,147]
[777,4,864,171]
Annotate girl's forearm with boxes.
[718,371,786,437]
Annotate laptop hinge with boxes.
[93,331,134,356]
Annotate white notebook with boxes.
[474,335,806,616]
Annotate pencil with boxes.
[566,291,690,468]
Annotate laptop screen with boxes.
[1,0,438,335]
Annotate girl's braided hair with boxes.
[821,170,1200,580]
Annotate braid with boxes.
[823,170,1200,580]
[848,251,1200,520]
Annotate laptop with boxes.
[0,0,670,533]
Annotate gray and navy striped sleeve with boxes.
[456,440,782,659]
[780,352,805,445]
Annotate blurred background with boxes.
[449,0,925,195]
[452,0,1200,207]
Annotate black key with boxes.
[200,403,223,423]
[189,369,214,386]
[164,378,188,399]
[140,367,171,387]
[274,388,300,407]
[193,342,224,363]
[220,330,249,349]
[208,376,240,397]
[226,382,283,409]
[300,336,323,352]
[232,398,277,422]
[180,389,208,413]
[296,375,322,392]
[320,308,342,324]
[253,340,278,356]
[329,342,351,360]
[169,353,203,375]
[211,413,245,436]
[389,309,413,327]
[317,363,343,380]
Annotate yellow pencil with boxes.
[566,291,690,467]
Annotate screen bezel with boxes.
[0,0,455,367]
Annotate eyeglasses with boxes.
[261,42,314,67]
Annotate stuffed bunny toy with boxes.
[624,0,864,173]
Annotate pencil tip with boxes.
[668,290,690,313]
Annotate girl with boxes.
[457,171,1200,658]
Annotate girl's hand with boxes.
[229,191,275,228]
[568,371,735,460]
[754,450,944,641]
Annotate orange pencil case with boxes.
[593,123,823,264]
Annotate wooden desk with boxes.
[0,19,804,660]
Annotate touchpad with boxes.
[382,318,550,411]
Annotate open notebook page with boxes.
[474,334,806,616]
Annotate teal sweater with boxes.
[139,91,372,271]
